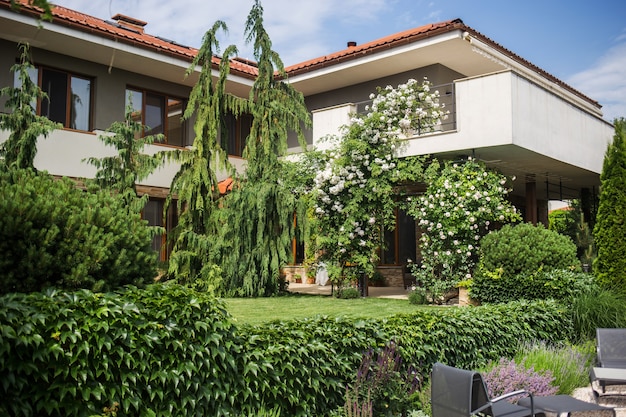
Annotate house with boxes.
[0,1,614,278]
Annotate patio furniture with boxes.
[430,362,544,417]
[596,328,626,369]
[518,395,615,417]
[591,367,626,395]
[432,363,615,417]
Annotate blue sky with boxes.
[51,0,626,121]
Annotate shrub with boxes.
[0,169,157,294]
[515,341,592,395]
[479,223,580,277]
[336,287,361,299]
[569,287,626,341]
[381,300,572,372]
[346,341,420,416]
[0,284,247,416]
[471,269,598,304]
[0,289,572,416]
[593,118,626,294]
[408,288,428,305]
[240,316,385,417]
[482,358,557,400]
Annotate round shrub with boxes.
[479,223,580,277]
[0,169,157,294]
[408,288,428,305]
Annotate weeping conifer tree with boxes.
[84,99,164,212]
[593,118,626,293]
[0,43,60,171]
[216,0,311,296]
[162,22,247,284]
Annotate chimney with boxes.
[112,14,147,33]
[347,41,357,48]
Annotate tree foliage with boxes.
[162,22,243,285]
[84,99,163,211]
[593,117,626,293]
[0,169,157,294]
[215,0,311,296]
[0,43,60,170]
[9,0,54,21]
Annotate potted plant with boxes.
[293,273,302,283]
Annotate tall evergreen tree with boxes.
[593,118,626,293]
[162,22,245,284]
[216,0,311,296]
[0,43,60,171]
[84,99,163,211]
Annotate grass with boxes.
[513,341,595,395]
[223,293,430,325]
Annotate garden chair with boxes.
[430,362,544,417]
[432,363,615,417]
[591,328,626,395]
[596,328,626,369]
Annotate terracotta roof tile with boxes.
[3,1,598,108]
[285,19,464,74]
[1,0,258,78]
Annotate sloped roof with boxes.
[284,18,599,108]
[1,1,599,108]
[285,19,464,74]
[1,0,257,78]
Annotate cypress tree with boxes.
[593,118,626,293]
[216,0,311,296]
[0,43,60,171]
[162,22,245,284]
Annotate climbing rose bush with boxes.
[312,78,446,278]
[405,157,520,301]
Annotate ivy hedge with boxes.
[0,285,572,416]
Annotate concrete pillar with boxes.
[525,175,537,225]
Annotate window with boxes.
[380,208,417,265]
[143,198,178,261]
[223,112,252,157]
[126,88,187,146]
[14,66,92,131]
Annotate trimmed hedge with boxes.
[471,269,598,304]
[0,285,246,417]
[0,285,572,416]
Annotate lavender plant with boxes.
[515,341,592,395]
[482,358,558,401]
[347,341,421,416]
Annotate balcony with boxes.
[312,70,613,200]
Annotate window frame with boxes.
[125,86,187,147]
[17,64,94,131]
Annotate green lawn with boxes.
[223,293,430,325]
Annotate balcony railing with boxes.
[353,82,457,135]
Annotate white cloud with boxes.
[52,0,389,65]
[567,41,626,122]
